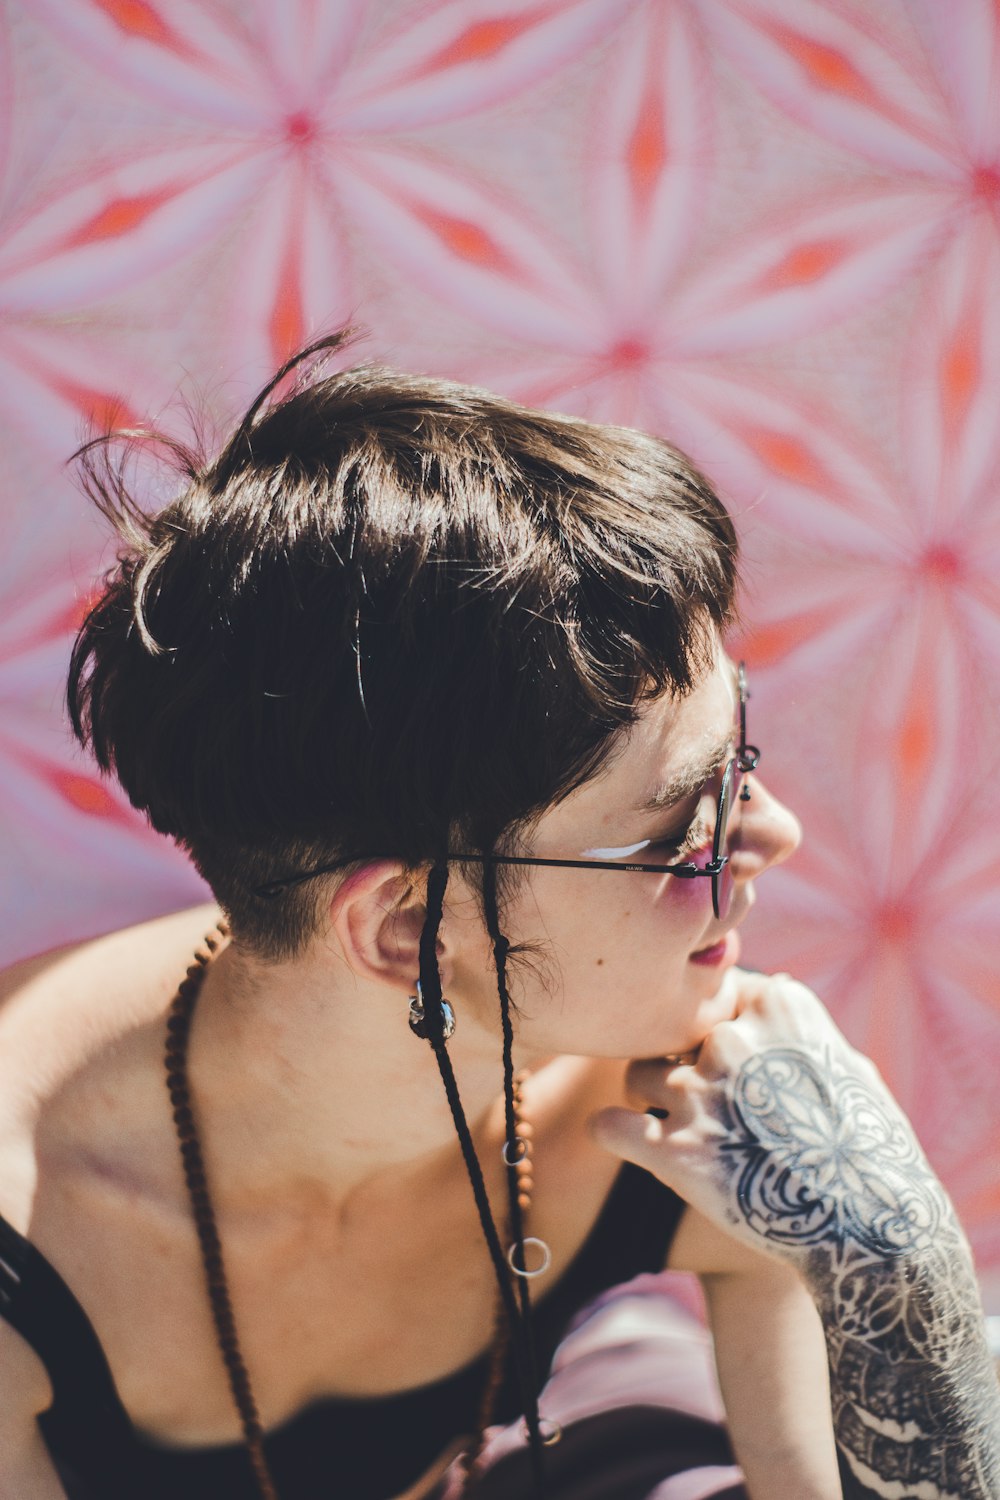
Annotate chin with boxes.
[687,973,740,1039]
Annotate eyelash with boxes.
[651,808,711,860]
[653,753,734,859]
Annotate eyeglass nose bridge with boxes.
[660,855,728,880]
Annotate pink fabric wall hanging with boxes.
[1,0,997,1291]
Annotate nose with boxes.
[729,775,801,884]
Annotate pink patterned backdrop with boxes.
[2,0,999,1291]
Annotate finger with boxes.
[728,969,786,1018]
[588,1105,673,1173]
[693,1018,756,1079]
[736,978,844,1055]
[625,1055,697,1109]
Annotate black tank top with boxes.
[0,1163,684,1500]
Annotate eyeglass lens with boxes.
[711,660,760,919]
[712,760,743,921]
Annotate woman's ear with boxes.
[327,862,449,992]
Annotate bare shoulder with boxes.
[0,904,222,1193]
[0,902,223,1008]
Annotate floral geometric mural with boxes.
[2,0,998,1293]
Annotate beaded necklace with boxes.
[164,922,535,1500]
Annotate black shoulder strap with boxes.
[529,1163,686,1372]
[0,1212,135,1451]
[612,1160,687,1274]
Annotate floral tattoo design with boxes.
[729,1049,941,1257]
[718,1046,1000,1499]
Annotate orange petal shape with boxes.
[93,0,191,55]
[63,188,176,249]
[894,686,933,785]
[65,591,103,635]
[627,92,668,208]
[411,205,517,274]
[421,13,543,72]
[29,591,102,652]
[763,24,877,106]
[940,331,979,438]
[46,375,138,431]
[761,239,845,290]
[47,767,121,819]
[269,241,305,368]
[744,428,830,488]
[3,746,136,829]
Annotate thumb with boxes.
[588,1105,670,1173]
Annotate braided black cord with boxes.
[481,861,543,1408]
[418,864,546,1495]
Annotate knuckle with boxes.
[698,1019,742,1065]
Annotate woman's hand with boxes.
[591,969,1000,1499]
[590,967,941,1274]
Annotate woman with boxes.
[0,334,996,1500]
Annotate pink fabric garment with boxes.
[433,1277,746,1500]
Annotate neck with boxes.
[185,936,513,1211]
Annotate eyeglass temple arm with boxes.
[256,673,760,900]
[255,850,730,896]
[449,853,728,877]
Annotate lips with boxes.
[689,928,740,967]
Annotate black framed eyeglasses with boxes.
[254,662,760,923]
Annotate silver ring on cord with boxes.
[502,1136,528,1166]
[507,1236,551,1278]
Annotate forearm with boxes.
[702,1262,841,1500]
[594,977,1000,1500]
[714,1033,1000,1496]
[807,1231,1000,1499]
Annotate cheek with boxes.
[586,883,714,985]
[640,873,716,958]
[507,870,712,977]
[657,872,713,924]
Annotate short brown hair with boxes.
[68,334,739,958]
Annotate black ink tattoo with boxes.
[729,1050,941,1258]
[718,1046,1000,1499]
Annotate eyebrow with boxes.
[637,731,734,813]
